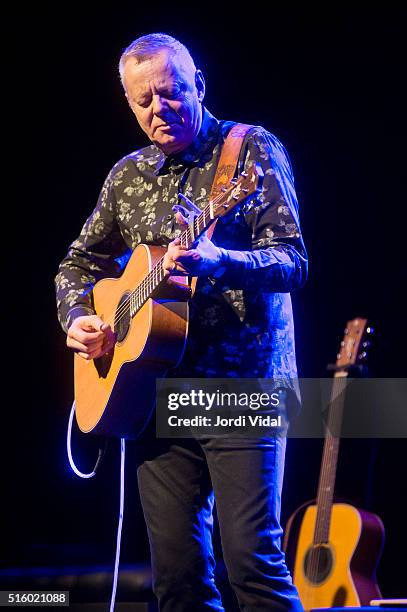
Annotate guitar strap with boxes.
[188,122,253,294]
[206,122,254,241]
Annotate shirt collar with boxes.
[155,107,220,174]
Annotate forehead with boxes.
[123,50,191,92]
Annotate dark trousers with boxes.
[136,432,303,612]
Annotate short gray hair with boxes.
[118,33,195,84]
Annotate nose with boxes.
[151,94,167,116]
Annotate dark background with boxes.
[5,2,406,605]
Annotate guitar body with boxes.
[284,502,384,610]
[74,244,189,438]
[71,165,261,438]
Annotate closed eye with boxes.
[136,98,151,108]
[134,83,186,107]
[158,82,186,100]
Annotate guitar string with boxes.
[106,193,220,329]
[310,372,329,588]
[306,375,338,600]
[104,177,251,331]
[110,179,248,325]
[110,163,198,324]
[315,359,364,596]
[110,170,254,328]
[307,374,347,600]
[308,376,341,588]
[312,361,359,599]
[108,167,254,328]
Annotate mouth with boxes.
[157,124,175,131]
[154,118,183,134]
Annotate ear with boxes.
[195,69,206,103]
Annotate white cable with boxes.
[67,401,103,478]
[109,438,126,612]
[66,402,126,611]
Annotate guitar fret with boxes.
[209,199,214,219]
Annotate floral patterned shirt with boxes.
[55,108,307,379]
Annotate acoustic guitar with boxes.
[283,318,384,610]
[74,164,262,438]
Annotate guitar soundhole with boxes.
[114,292,131,343]
[303,544,333,585]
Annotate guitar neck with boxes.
[126,202,218,318]
[313,371,348,545]
[148,199,218,291]
[123,166,260,319]
[312,317,369,545]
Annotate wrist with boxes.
[66,305,95,331]
[211,247,228,279]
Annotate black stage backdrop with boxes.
[5,2,406,603]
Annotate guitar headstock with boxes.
[212,163,263,219]
[335,317,373,369]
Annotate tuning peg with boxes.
[362,341,371,348]
[366,326,374,334]
[358,351,368,360]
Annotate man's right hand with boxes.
[67,315,116,360]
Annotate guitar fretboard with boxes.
[111,168,258,330]
[127,197,217,317]
[313,372,348,544]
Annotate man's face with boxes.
[122,49,205,155]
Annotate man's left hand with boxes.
[163,234,224,277]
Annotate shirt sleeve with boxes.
[213,128,308,293]
[54,169,130,332]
